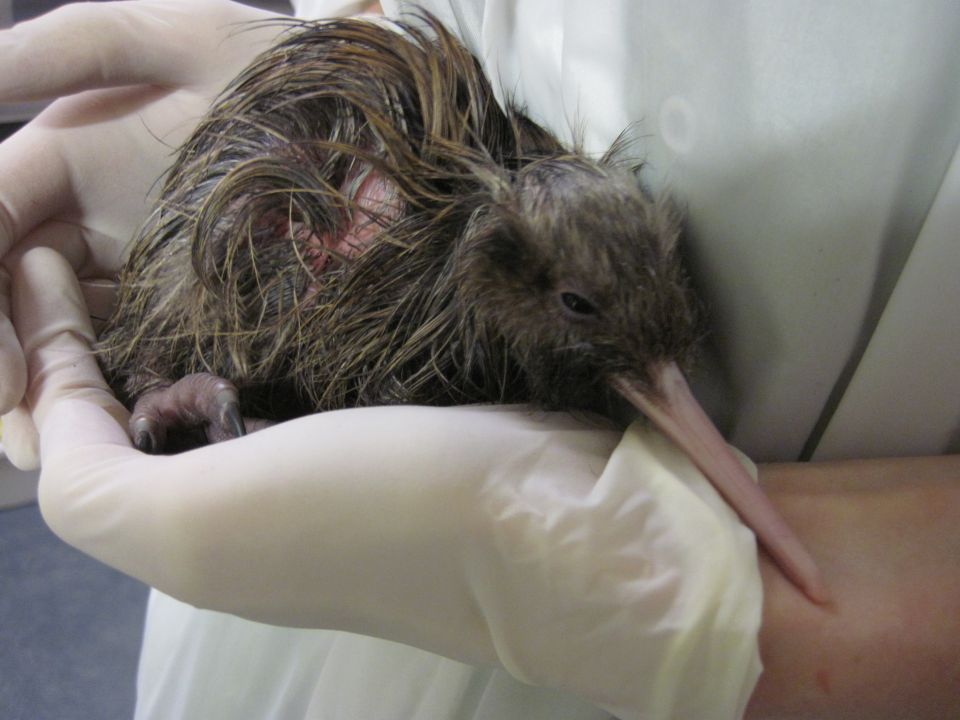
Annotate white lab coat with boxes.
[134,1,960,718]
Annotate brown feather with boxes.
[97,13,704,425]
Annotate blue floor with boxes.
[0,503,148,720]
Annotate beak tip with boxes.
[613,365,832,607]
[793,565,833,606]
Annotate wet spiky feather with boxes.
[97,13,703,425]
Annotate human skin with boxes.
[747,455,960,719]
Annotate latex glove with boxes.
[0,0,292,467]
[16,246,762,720]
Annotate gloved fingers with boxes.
[2,402,39,471]
[0,227,95,469]
[0,2,291,262]
[0,2,171,100]
[0,0,277,101]
[11,244,191,589]
[0,216,112,413]
[11,246,127,438]
[0,85,208,276]
[0,124,73,259]
[0,215,92,275]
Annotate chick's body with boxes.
[98,14,700,425]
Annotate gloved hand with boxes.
[15,245,763,720]
[0,0,294,467]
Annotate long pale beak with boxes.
[612,362,830,604]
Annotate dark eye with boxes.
[560,291,597,317]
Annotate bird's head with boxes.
[457,156,703,409]
[456,156,829,604]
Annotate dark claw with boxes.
[222,401,247,438]
[134,429,157,454]
[130,374,246,451]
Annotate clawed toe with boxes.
[130,373,247,453]
[131,417,162,454]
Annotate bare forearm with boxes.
[746,454,960,719]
